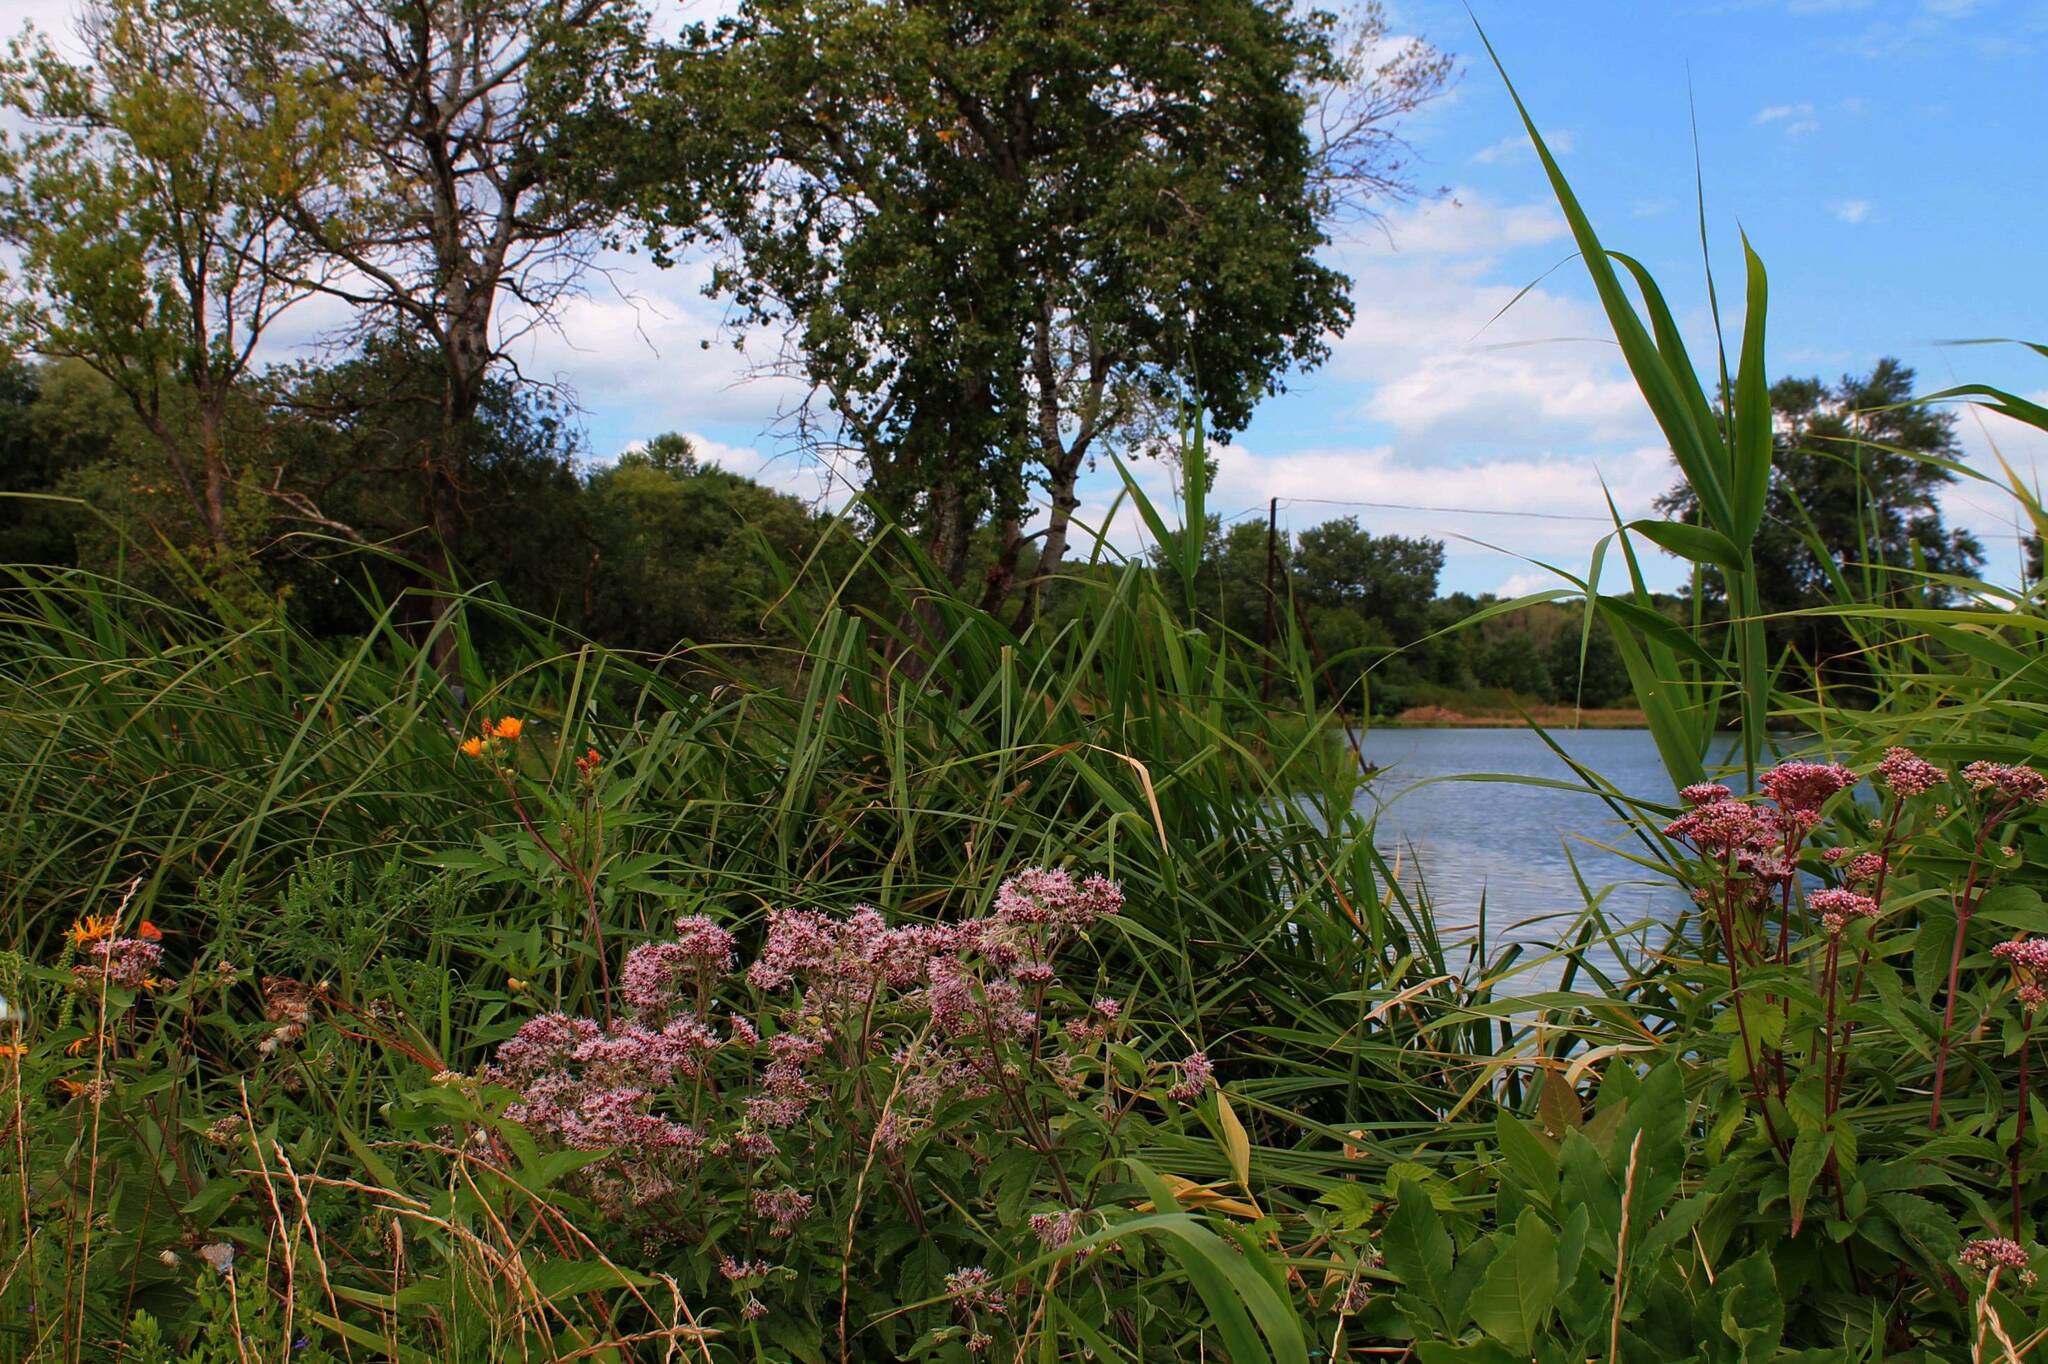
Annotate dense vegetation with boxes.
[4,0,2048,1361]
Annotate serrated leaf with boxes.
[1788,1126,1827,1233]
[1718,1252,1783,1360]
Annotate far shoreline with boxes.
[1377,704,1649,730]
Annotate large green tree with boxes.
[1659,357,1984,671]
[592,0,1447,612]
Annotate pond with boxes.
[1354,726,1735,981]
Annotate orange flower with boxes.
[67,915,117,948]
[492,716,524,741]
[136,920,163,942]
[0,1043,25,1059]
[66,1036,96,1057]
[460,735,486,759]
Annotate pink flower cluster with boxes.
[621,915,736,1021]
[945,1265,1006,1314]
[1962,1237,2037,1283]
[1992,938,2048,1009]
[1167,1050,1214,1102]
[1809,889,1880,935]
[1963,762,2048,804]
[483,868,1127,1240]
[1759,762,1857,814]
[76,937,163,990]
[1030,1208,1084,1249]
[1877,747,1947,798]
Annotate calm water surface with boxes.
[1353,727,1731,970]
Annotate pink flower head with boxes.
[1963,762,2048,804]
[1962,1237,2035,1282]
[78,937,164,990]
[671,915,737,972]
[945,1266,1006,1315]
[751,1186,814,1237]
[1681,782,1733,807]
[1992,938,2048,972]
[1168,1050,1215,1101]
[1844,852,1887,886]
[1878,747,1948,798]
[1821,847,1850,864]
[1030,1208,1084,1250]
[746,908,841,991]
[1664,800,1765,856]
[1809,888,1880,934]
[1759,761,1858,814]
[992,867,1123,932]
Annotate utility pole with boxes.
[1261,497,1279,703]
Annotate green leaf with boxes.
[1417,1345,1523,1364]
[1466,1210,1558,1352]
[899,1239,949,1307]
[1215,1087,1252,1192]
[1913,913,1958,1007]
[1717,1252,1783,1360]
[1625,519,1747,573]
[1494,1114,1557,1203]
[1788,1125,1828,1232]
[1383,1177,1458,1331]
[1559,1131,1621,1266]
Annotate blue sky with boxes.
[8,0,2044,595]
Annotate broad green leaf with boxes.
[1467,1209,1558,1351]
[1383,1177,1457,1331]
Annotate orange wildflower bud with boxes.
[460,735,485,759]
[492,716,524,741]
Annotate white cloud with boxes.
[1339,189,1568,258]
[507,254,810,434]
[1833,198,1874,223]
[1754,102,1821,136]
[1496,571,1560,598]
[1470,129,1574,164]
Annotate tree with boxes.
[1659,358,1984,671]
[582,454,823,657]
[234,0,646,658]
[269,332,590,636]
[1290,517,1443,646]
[0,0,348,590]
[1542,614,1629,709]
[597,0,1447,609]
[0,357,86,566]
[1473,629,1549,698]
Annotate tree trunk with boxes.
[1014,456,1081,632]
[926,477,971,585]
[198,403,231,559]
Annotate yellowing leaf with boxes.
[1216,1087,1251,1192]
